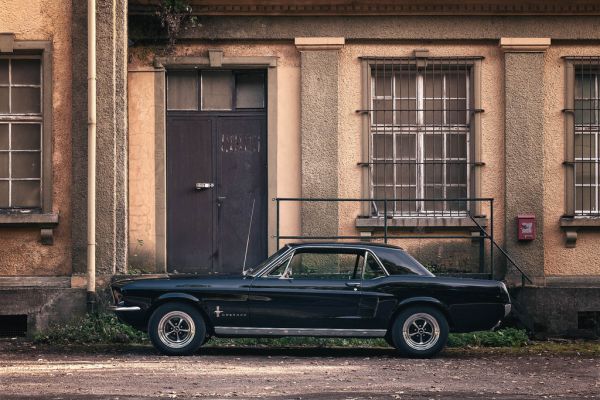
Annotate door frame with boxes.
[154,53,279,272]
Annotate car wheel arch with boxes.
[388,297,453,332]
[147,295,214,334]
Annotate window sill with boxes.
[559,216,600,248]
[356,216,487,231]
[0,212,59,245]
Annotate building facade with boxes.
[1,0,600,337]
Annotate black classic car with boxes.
[110,242,511,357]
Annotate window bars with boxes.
[572,58,600,216]
[360,56,482,218]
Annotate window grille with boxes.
[0,57,43,210]
[364,56,480,217]
[573,59,600,215]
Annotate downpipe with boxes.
[86,0,97,313]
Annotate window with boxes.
[284,250,363,280]
[166,70,265,112]
[368,59,474,216]
[573,64,600,215]
[0,57,42,210]
[363,252,386,279]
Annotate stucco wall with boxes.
[0,0,72,276]
[544,45,600,276]
[128,70,158,271]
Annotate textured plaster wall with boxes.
[504,51,546,281]
[128,43,301,261]
[128,71,157,270]
[338,42,505,269]
[0,0,72,276]
[544,45,600,276]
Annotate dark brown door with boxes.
[166,70,267,275]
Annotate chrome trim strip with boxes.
[213,327,387,337]
[108,305,141,312]
[504,303,512,317]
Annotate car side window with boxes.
[287,251,361,280]
[363,252,387,279]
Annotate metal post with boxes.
[490,199,494,279]
[384,199,388,243]
[478,230,485,273]
[276,198,280,249]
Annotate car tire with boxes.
[390,306,449,358]
[148,302,206,356]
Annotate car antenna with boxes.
[242,197,256,276]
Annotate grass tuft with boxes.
[33,313,148,345]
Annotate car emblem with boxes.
[214,306,223,318]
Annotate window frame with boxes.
[360,56,483,220]
[0,40,52,215]
[564,57,600,217]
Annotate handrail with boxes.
[274,197,532,286]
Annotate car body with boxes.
[110,242,511,357]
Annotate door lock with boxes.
[195,183,214,190]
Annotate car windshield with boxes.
[245,246,290,276]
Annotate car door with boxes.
[248,247,364,329]
[355,251,398,329]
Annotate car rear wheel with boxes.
[148,302,206,356]
[391,306,448,358]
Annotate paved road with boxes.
[0,343,599,399]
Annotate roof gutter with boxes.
[86,0,97,313]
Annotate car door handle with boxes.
[345,282,361,288]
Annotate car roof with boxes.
[286,242,404,251]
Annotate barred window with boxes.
[369,60,472,216]
[574,65,600,215]
[0,57,42,210]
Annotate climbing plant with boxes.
[156,0,196,51]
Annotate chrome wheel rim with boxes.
[402,312,440,351]
[157,311,196,349]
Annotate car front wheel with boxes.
[391,306,449,358]
[148,302,206,356]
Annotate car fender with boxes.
[392,296,451,324]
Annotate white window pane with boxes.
[167,71,198,111]
[0,87,8,113]
[374,73,392,97]
[12,124,41,150]
[0,60,8,85]
[373,134,392,159]
[12,87,41,114]
[12,180,40,208]
[12,152,40,179]
[0,124,8,150]
[12,59,41,85]
[373,163,393,186]
[446,134,467,158]
[0,181,8,207]
[424,135,443,160]
[396,133,416,159]
[372,99,393,124]
[0,153,7,178]
[202,70,232,110]
[576,186,596,212]
[236,73,264,108]
[575,162,595,185]
[574,134,595,158]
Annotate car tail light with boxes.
[112,288,123,305]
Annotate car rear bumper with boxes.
[107,305,141,312]
[504,303,512,317]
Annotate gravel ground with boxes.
[0,341,599,400]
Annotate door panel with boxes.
[166,117,214,274]
[217,116,268,275]
[248,278,363,329]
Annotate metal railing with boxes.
[274,197,532,286]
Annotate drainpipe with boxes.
[86,0,97,313]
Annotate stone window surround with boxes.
[0,34,58,245]
[561,56,600,247]
[357,52,484,232]
[151,52,279,269]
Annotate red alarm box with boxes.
[517,214,536,241]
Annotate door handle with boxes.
[195,183,214,190]
[345,282,361,288]
[217,196,226,207]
